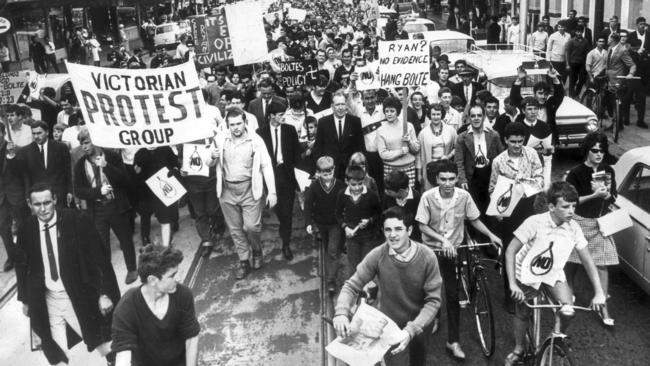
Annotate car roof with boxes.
[404,18,434,25]
[614,146,650,186]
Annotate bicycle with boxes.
[436,230,502,357]
[580,75,608,129]
[611,76,641,142]
[515,286,595,366]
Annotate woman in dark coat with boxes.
[564,132,618,327]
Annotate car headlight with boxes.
[586,118,598,131]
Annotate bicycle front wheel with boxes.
[473,276,495,357]
[613,99,620,142]
[535,338,575,366]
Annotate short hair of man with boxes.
[485,95,499,107]
[384,170,409,192]
[382,96,402,115]
[267,101,287,115]
[522,96,540,108]
[28,182,55,200]
[503,122,527,139]
[31,120,49,131]
[224,106,247,125]
[546,181,579,205]
[382,206,414,229]
[581,131,608,158]
[345,164,366,181]
[138,244,184,283]
[316,156,335,171]
[438,86,452,98]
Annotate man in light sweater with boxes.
[333,206,442,366]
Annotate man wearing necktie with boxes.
[15,182,120,365]
[6,121,72,208]
[246,78,287,130]
[605,33,636,130]
[313,92,366,180]
[257,102,301,261]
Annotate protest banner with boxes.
[145,167,187,207]
[0,71,29,104]
[378,40,429,88]
[67,61,215,149]
[182,143,212,177]
[225,2,269,66]
[263,11,283,24]
[287,8,307,22]
[363,0,379,23]
[326,303,403,366]
[278,60,318,87]
[187,11,233,67]
[355,64,381,91]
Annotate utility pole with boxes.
[519,0,528,48]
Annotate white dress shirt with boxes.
[39,142,48,169]
[271,125,283,164]
[39,213,65,292]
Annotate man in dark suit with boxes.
[0,124,30,271]
[246,78,287,129]
[451,70,484,107]
[73,130,138,284]
[446,6,461,31]
[15,182,120,365]
[600,16,621,46]
[7,121,72,208]
[455,105,504,215]
[313,92,366,180]
[257,102,301,261]
[625,17,649,128]
[577,16,593,47]
[486,16,501,44]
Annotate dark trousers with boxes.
[568,62,587,98]
[0,61,9,72]
[94,202,137,271]
[366,151,384,195]
[317,223,343,282]
[33,58,47,74]
[0,199,28,262]
[46,54,59,73]
[622,78,646,124]
[346,230,376,272]
[187,188,223,243]
[438,254,460,343]
[274,168,296,248]
[551,61,568,84]
[384,322,432,366]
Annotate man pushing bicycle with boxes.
[504,181,606,366]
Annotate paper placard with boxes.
[145,167,187,207]
[187,12,233,67]
[0,71,29,104]
[287,8,307,22]
[597,208,633,237]
[519,230,577,286]
[294,168,312,192]
[487,175,524,217]
[325,303,402,366]
[278,60,319,87]
[378,40,429,88]
[225,2,269,66]
[355,64,381,91]
[182,143,212,177]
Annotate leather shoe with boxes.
[446,342,466,360]
[282,246,293,261]
[200,241,214,258]
[637,121,649,129]
[235,261,251,280]
[125,270,139,285]
[327,280,337,294]
[252,252,263,270]
[3,259,14,272]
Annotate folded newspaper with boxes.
[326,303,403,366]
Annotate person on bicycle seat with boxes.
[504,181,606,366]
[585,36,608,91]
[333,206,442,366]
[415,159,502,360]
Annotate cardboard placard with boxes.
[378,40,429,88]
[278,60,319,87]
[597,208,633,237]
[182,143,212,177]
[355,64,381,91]
[487,175,524,217]
[0,71,29,104]
[145,167,187,207]
[225,2,269,66]
[187,11,233,67]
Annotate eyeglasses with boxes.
[590,148,604,154]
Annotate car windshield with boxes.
[157,25,175,34]
[404,23,434,33]
[488,74,548,101]
[430,39,474,53]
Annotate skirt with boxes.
[567,215,619,266]
[383,161,416,188]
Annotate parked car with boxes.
[154,21,189,48]
[612,146,650,294]
[404,17,436,40]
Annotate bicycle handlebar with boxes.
[615,75,642,79]
[523,302,593,312]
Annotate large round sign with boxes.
[0,17,11,34]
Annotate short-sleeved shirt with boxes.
[514,212,588,289]
[416,187,480,247]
